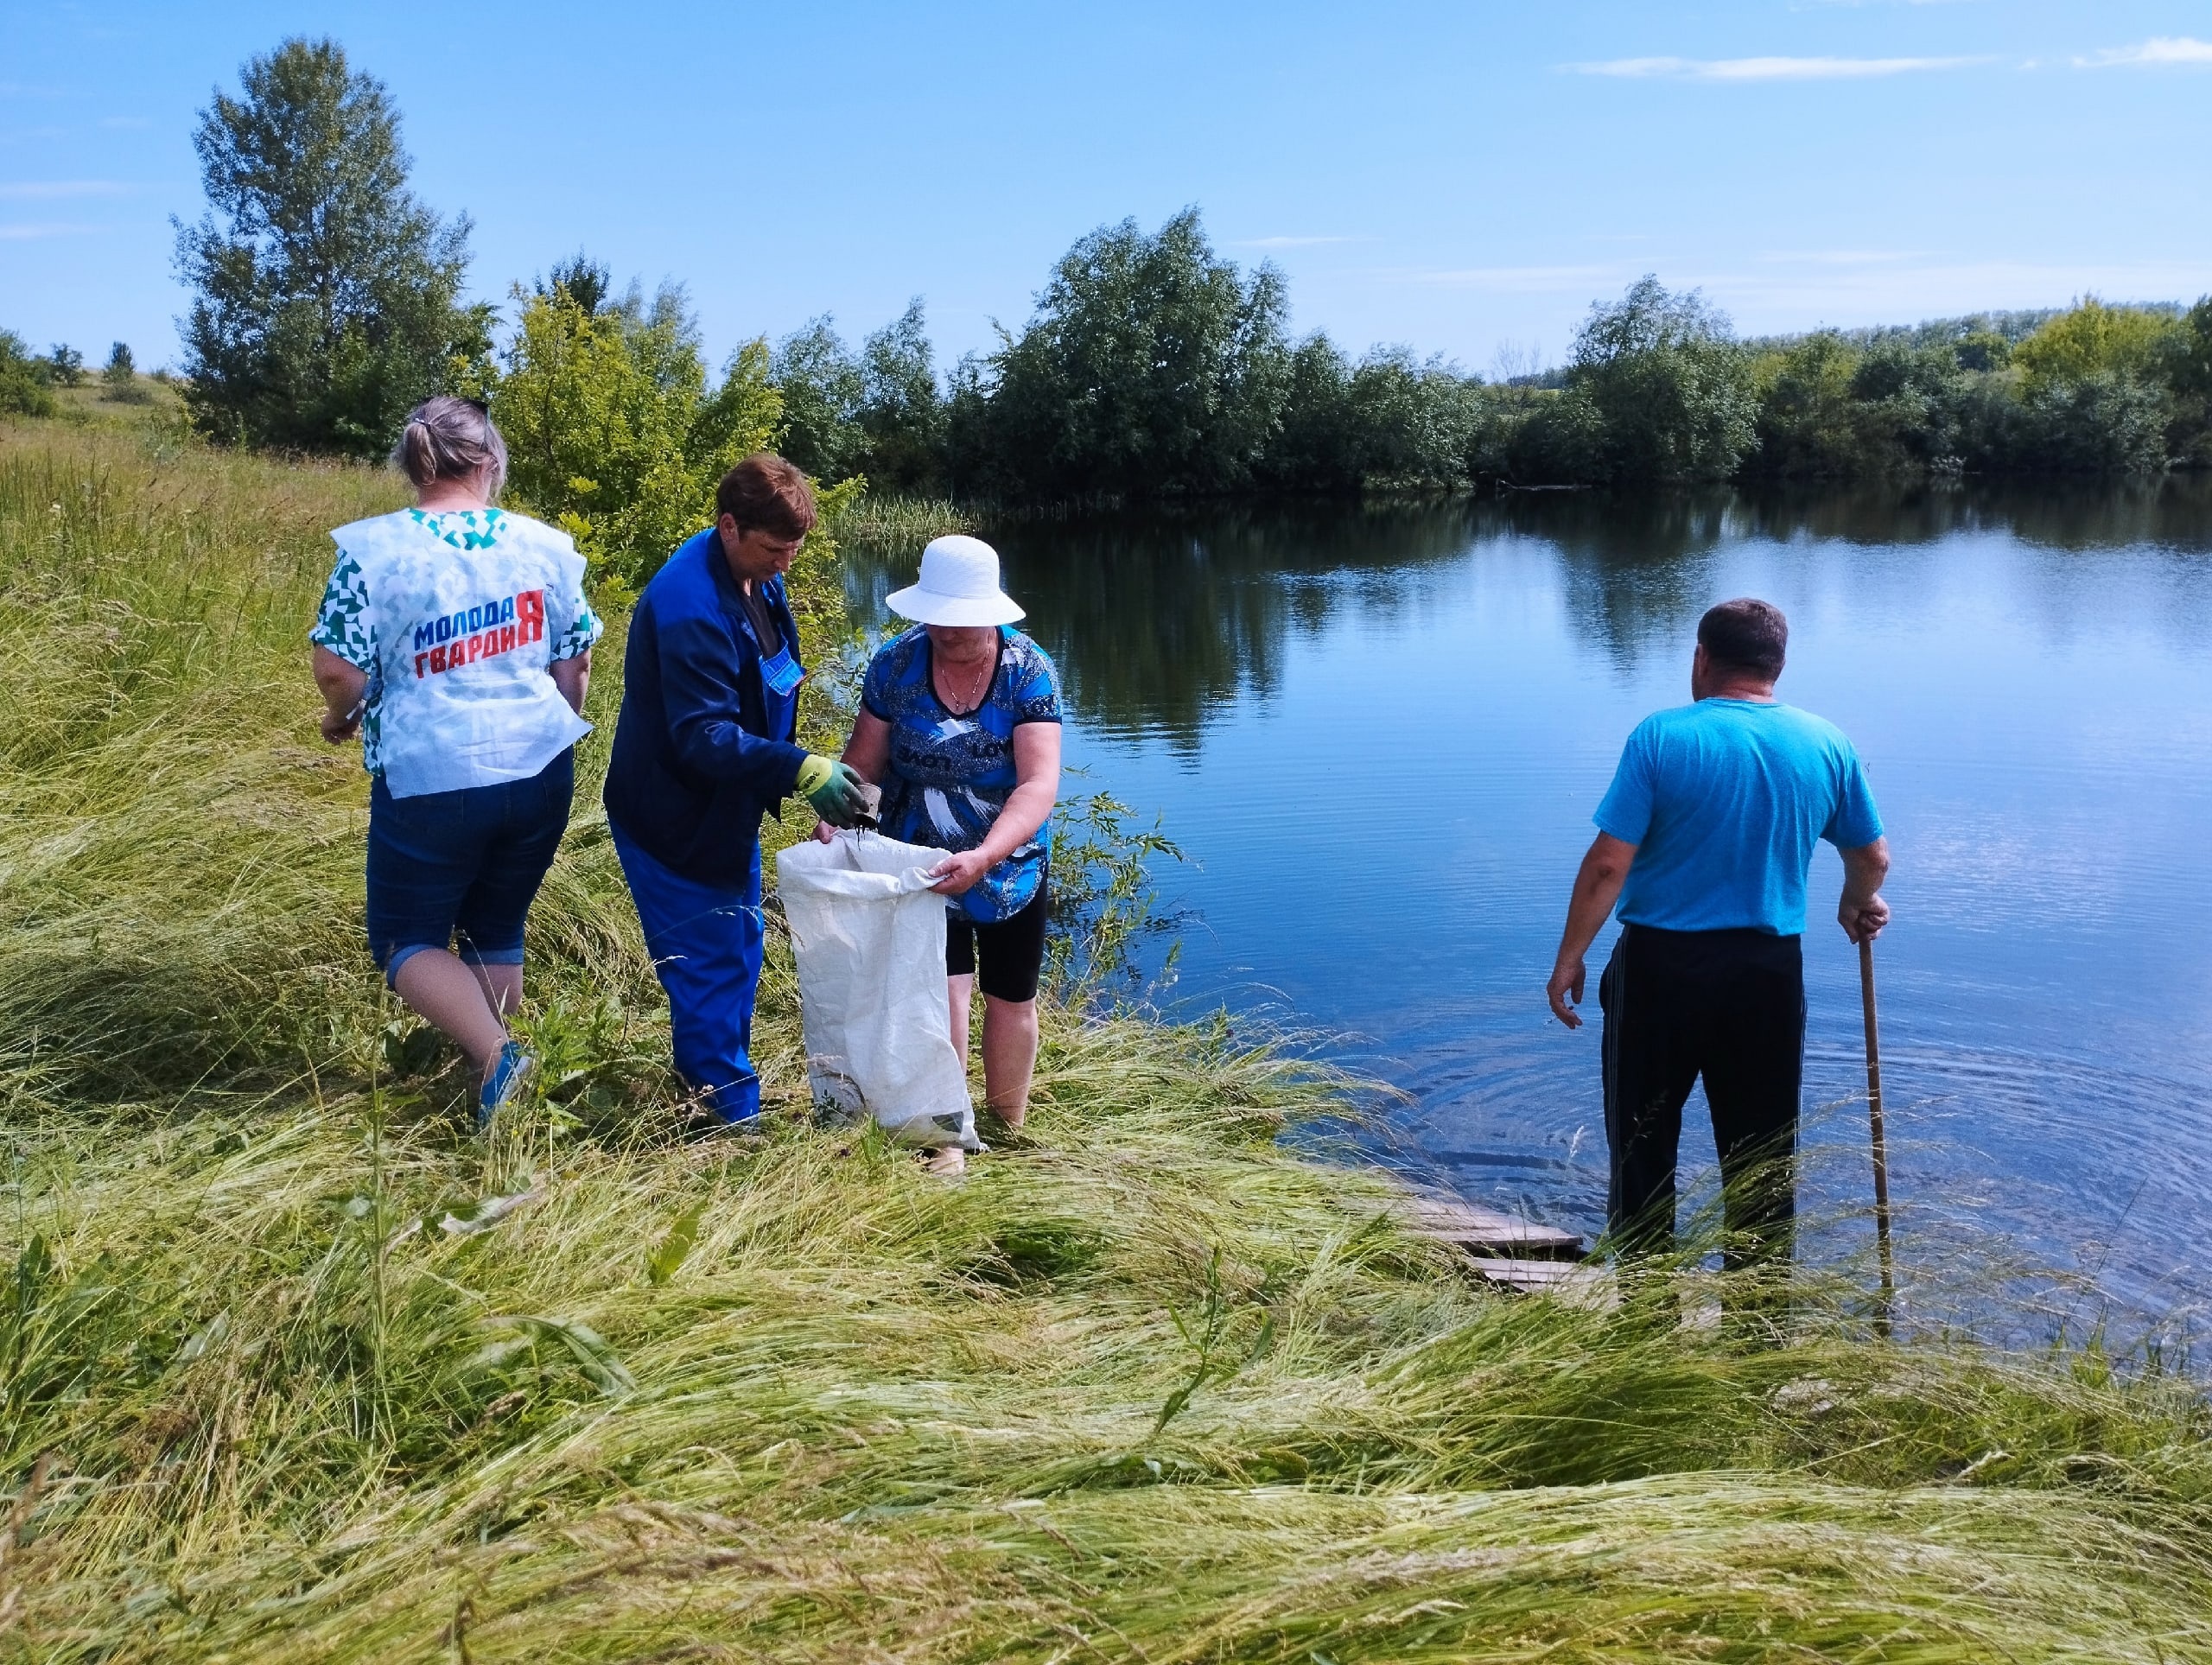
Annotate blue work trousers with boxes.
[611,821,766,1123]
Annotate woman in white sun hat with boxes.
[819,535,1063,1129]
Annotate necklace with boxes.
[935,647,995,714]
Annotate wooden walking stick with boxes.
[1858,936,1897,1337]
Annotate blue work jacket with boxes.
[603,527,808,887]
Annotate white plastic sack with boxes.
[774,832,979,1151]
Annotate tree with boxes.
[1553,276,1758,484]
[769,318,867,482]
[969,209,1293,499]
[0,330,55,418]
[174,37,491,454]
[2163,296,2212,467]
[2021,371,2170,474]
[48,345,84,388]
[485,274,785,593]
[2012,298,2175,388]
[1746,334,1964,480]
[1257,335,1358,493]
[1341,346,1481,488]
[540,252,611,319]
[856,300,946,493]
[99,341,151,404]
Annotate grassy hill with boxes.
[2,416,2209,1662]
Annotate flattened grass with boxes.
[3,419,2211,1662]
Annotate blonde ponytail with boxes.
[389,396,508,499]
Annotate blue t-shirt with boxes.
[862,626,1063,924]
[1595,698,1884,937]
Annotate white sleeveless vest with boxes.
[334,509,594,799]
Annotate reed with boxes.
[824,491,974,552]
[3,418,2212,1662]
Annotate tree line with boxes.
[772,242,2211,499]
[8,35,2209,578]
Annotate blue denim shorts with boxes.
[365,749,575,984]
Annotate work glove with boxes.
[795,754,869,829]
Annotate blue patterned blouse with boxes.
[861,626,1063,924]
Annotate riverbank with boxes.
[5,418,2212,1661]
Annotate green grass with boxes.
[825,491,975,553]
[4,417,2212,1661]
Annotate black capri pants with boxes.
[946,878,1049,1003]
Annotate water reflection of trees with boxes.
[1484,492,1732,676]
[840,479,2212,741]
[845,502,1478,745]
[1726,476,2212,552]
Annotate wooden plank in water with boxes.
[1386,1187,1585,1257]
[1471,1256,1615,1308]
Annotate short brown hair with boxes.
[1697,598,1788,680]
[715,454,817,540]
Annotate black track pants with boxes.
[1599,924,1806,1268]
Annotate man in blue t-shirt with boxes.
[1546,598,1891,1278]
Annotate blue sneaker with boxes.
[478,1040,536,1128]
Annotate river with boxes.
[846,482,2212,1325]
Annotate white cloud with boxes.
[0,181,130,200]
[2075,37,2212,68]
[0,222,93,239]
[1567,54,1986,80]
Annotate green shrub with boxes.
[481,276,791,595]
[0,330,56,418]
[1554,277,1759,485]
[99,341,153,405]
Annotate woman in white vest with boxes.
[309,397,601,1123]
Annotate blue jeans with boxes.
[366,750,574,985]
[611,821,766,1123]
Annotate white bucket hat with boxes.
[884,535,1026,627]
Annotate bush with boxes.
[2013,297,2176,389]
[99,341,153,405]
[1554,277,1759,484]
[483,274,785,594]
[0,330,55,418]
[2020,369,2171,474]
[1747,335,1968,480]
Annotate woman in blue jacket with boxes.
[602,455,867,1125]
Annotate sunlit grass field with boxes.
[3,416,2210,1661]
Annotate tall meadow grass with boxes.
[3,419,2210,1661]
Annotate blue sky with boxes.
[4,1,2209,375]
